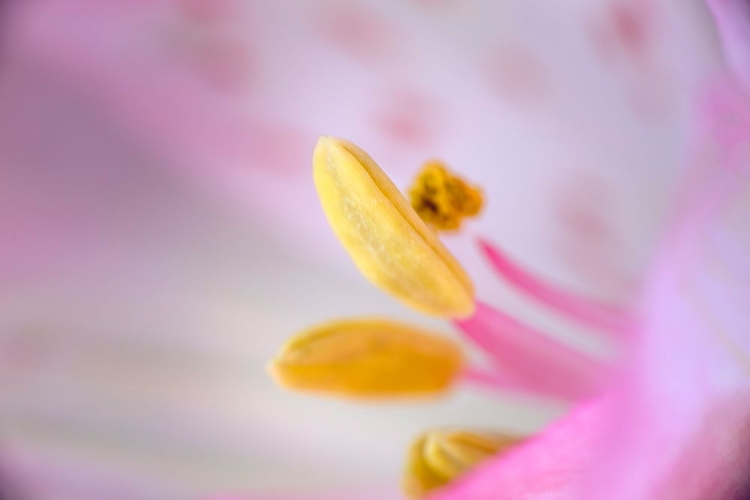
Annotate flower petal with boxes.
[579,184,750,499]
[313,137,475,318]
[430,399,606,500]
[706,0,750,93]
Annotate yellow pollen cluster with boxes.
[409,161,483,231]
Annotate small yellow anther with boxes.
[313,137,475,318]
[409,161,483,231]
[404,429,523,498]
[268,319,465,399]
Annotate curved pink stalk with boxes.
[454,301,610,401]
[460,366,543,398]
[477,237,631,334]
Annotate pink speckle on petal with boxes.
[560,205,609,243]
[588,1,672,120]
[193,39,255,93]
[587,0,674,120]
[612,3,648,56]
[235,121,311,176]
[697,79,750,172]
[316,2,397,62]
[551,172,632,296]
[372,88,441,148]
[554,173,614,245]
[178,0,237,25]
[160,0,256,95]
[590,0,656,64]
[483,48,549,104]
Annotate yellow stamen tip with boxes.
[268,318,465,399]
[409,161,484,231]
[404,429,523,498]
[313,136,475,318]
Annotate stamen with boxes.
[268,318,465,399]
[477,237,631,335]
[460,366,532,396]
[454,301,608,401]
[404,429,523,498]
[313,136,475,318]
[409,161,484,231]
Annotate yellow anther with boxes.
[404,429,523,498]
[268,319,465,399]
[409,161,483,231]
[313,137,475,318]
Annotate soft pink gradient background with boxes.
[0,0,738,499]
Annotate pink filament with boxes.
[460,366,536,397]
[455,301,609,401]
[477,237,631,335]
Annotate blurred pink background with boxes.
[0,0,734,499]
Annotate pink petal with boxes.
[454,301,609,401]
[579,263,750,498]
[431,398,606,500]
[706,0,750,94]
[571,152,750,499]
[695,78,750,176]
[477,238,631,335]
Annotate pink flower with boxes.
[4,1,748,498]
[260,60,750,500]
[223,0,750,492]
